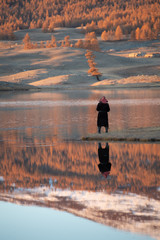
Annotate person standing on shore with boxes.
[96,96,110,134]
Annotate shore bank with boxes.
[82,127,160,142]
[0,78,160,91]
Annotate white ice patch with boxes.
[0,176,4,182]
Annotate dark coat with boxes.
[96,102,110,127]
[98,162,111,173]
[98,143,111,173]
[98,144,109,164]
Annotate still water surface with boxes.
[0,88,160,139]
[0,88,160,240]
[0,201,154,240]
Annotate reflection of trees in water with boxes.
[0,132,160,198]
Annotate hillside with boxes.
[0,28,160,90]
[0,0,160,41]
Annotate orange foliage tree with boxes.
[85,50,102,81]
[115,25,123,40]
[0,0,160,41]
[23,33,37,49]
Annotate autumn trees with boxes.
[0,0,160,41]
[101,26,123,41]
[132,23,158,40]
[85,50,102,81]
[22,34,73,49]
[23,33,37,49]
[22,30,100,51]
[0,27,15,40]
[75,32,100,51]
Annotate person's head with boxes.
[100,96,108,104]
[102,171,110,178]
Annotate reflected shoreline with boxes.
[0,186,159,240]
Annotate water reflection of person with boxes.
[96,96,110,134]
[98,142,111,178]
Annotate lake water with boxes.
[0,201,154,240]
[0,88,160,240]
[0,89,160,139]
